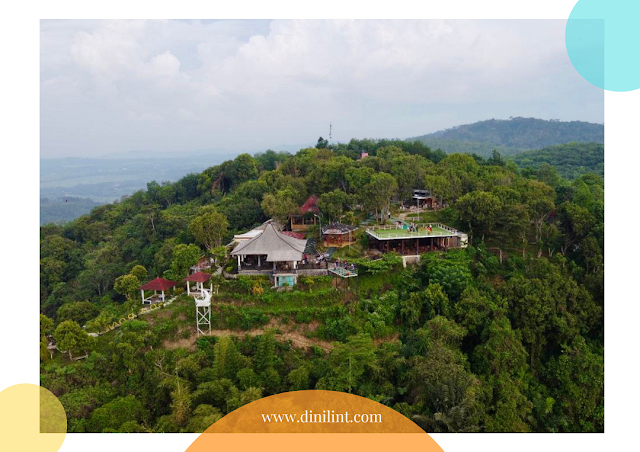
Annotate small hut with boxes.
[184,272,212,296]
[140,277,177,304]
[290,195,320,231]
[322,223,357,247]
[412,189,438,210]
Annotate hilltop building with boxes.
[290,195,320,232]
[231,221,309,287]
[365,222,468,258]
[412,189,439,210]
[231,220,271,244]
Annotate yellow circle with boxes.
[0,384,66,452]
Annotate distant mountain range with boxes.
[408,117,604,157]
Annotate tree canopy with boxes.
[40,138,604,433]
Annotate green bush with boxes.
[317,315,357,342]
[295,310,314,323]
[153,319,179,341]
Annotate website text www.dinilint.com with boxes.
[261,410,382,424]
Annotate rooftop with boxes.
[184,271,212,283]
[298,195,320,215]
[231,221,308,262]
[322,222,357,235]
[232,220,271,243]
[140,277,177,291]
[366,223,463,240]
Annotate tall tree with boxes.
[171,244,202,279]
[114,274,142,301]
[493,202,530,260]
[520,179,555,244]
[129,265,148,281]
[365,172,398,223]
[170,380,192,428]
[408,317,481,432]
[213,337,243,381]
[474,316,532,432]
[455,191,502,242]
[345,166,375,205]
[261,189,298,226]
[54,320,93,360]
[319,333,379,393]
[544,337,604,432]
[189,209,230,251]
[389,154,429,200]
[556,202,596,256]
[318,189,350,222]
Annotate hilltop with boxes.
[408,117,604,157]
[40,143,603,433]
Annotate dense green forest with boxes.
[409,117,604,156]
[512,142,604,179]
[40,138,604,433]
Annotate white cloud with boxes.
[40,19,603,157]
[146,51,182,78]
[176,107,197,121]
[69,20,146,85]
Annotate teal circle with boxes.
[565,0,640,92]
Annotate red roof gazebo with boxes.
[183,272,212,296]
[140,277,177,304]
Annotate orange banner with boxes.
[186,390,444,452]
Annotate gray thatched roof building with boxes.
[231,221,307,262]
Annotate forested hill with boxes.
[408,117,604,157]
[40,142,604,434]
[513,142,604,179]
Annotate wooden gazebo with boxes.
[322,223,357,248]
[140,277,177,304]
[184,271,212,296]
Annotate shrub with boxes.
[295,310,314,323]
[317,315,357,342]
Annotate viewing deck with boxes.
[366,222,462,240]
[329,267,358,278]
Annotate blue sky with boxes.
[40,19,604,158]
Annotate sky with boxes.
[40,19,604,159]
